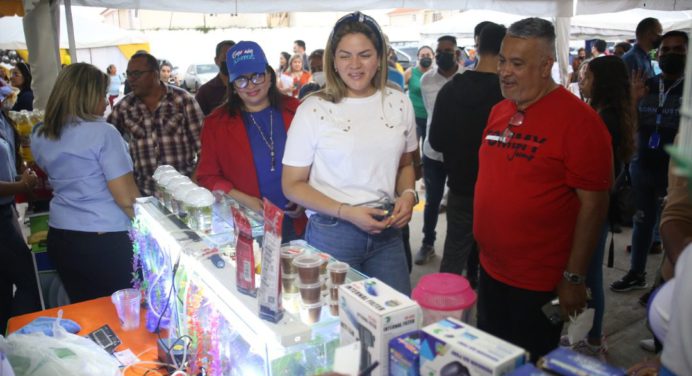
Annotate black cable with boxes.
[156,252,182,353]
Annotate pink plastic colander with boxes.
[412,273,477,325]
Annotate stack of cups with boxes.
[292,254,325,324]
[327,261,349,316]
[164,175,193,213]
[280,247,303,299]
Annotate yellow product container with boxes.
[16,111,33,162]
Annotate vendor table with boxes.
[7,297,162,376]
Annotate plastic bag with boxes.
[0,311,120,376]
[566,308,595,345]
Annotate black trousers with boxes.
[0,204,41,334]
[47,227,133,303]
[439,192,478,284]
[477,267,562,362]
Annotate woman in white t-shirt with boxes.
[282,11,418,295]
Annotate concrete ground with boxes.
[406,187,661,370]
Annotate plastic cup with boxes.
[282,273,298,294]
[111,288,141,331]
[329,301,339,316]
[293,254,323,284]
[297,280,323,304]
[317,253,330,276]
[329,285,339,301]
[280,247,304,275]
[300,301,323,325]
[327,261,349,285]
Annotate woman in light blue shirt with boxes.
[106,64,122,109]
[31,63,140,303]
[0,80,40,334]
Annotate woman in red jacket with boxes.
[196,41,306,240]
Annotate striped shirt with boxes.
[108,84,203,196]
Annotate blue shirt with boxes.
[31,119,133,232]
[623,44,655,79]
[242,107,289,210]
[387,67,405,90]
[0,113,17,205]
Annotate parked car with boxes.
[398,46,419,67]
[181,63,218,92]
[393,47,412,71]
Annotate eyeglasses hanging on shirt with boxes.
[649,77,683,149]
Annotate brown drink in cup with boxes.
[297,280,323,304]
[329,285,339,301]
[301,301,323,324]
[280,247,304,275]
[329,301,339,316]
[282,273,298,294]
[292,254,323,284]
[327,261,349,285]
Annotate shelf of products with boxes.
[132,197,365,375]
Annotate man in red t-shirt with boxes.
[473,18,612,361]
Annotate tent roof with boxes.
[0,12,147,50]
[420,8,692,40]
[56,0,692,17]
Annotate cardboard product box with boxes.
[506,364,550,376]
[339,278,422,376]
[389,330,421,376]
[419,318,528,376]
[539,348,625,376]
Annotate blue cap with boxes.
[226,41,268,83]
[0,79,13,102]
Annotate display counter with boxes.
[133,197,365,375]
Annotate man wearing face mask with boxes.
[611,31,688,294]
[196,40,236,115]
[623,17,662,79]
[415,35,464,266]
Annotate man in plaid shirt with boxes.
[108,52,204,196]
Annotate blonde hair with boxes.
[289,54,303,72]
[315,14,388,103]
[40,63,109,140]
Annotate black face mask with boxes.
[219,61,229,76]
[419,57,433,68]
[652,36,662,50]
[435,52,456,71]
[659,53,686,75]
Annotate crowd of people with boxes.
[1,10,691,375]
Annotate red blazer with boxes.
[195,97,306,235]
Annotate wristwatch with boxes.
[563,271,586,285]
[400,188,419,205]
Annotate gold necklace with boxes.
[248,110,275,172]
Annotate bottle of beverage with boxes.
[16,110,33,162]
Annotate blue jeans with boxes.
[629,159,667,273]
[586,223,609,341]
[422,156,446,246]
[305,214,411,296]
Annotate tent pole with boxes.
[64,0,78,64]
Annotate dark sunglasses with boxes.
[233,72,266,89]
[500,111,525,144]
[126,70,153,80]
[329,11,384,55]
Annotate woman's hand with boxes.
[341,205,389,235]
[389,193,415,229]
[284,201,304,218]
[19,168,38,192]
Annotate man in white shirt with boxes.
[414,35,465,265]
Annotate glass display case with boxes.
[132,196,365,375]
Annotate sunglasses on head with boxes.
[329,11,384,55]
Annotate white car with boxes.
[181,63,219,92]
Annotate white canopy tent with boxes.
[0,13,147,74]
[14,0,692,108]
